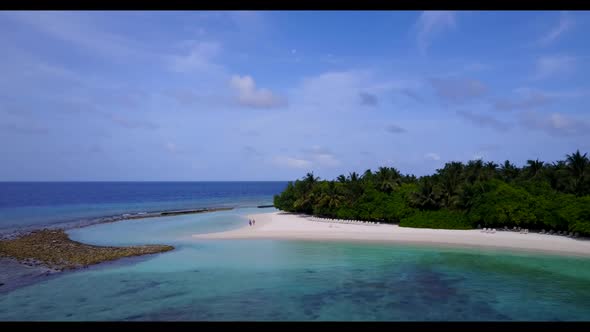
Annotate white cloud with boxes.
[302,146,341,168]
[298,71,366,102]
[271,156,312,169]
[415,11,456,54]
[292,70,403,110]
[165,142,177,153]
[271,146,341,170]
[5,11,146,60]
[456,110,511,132]
[314,154,340,167]
[430,77,487,104]
[534,55,575,80]
[170,41,222,73]
[425,152,441,161]
[230,75,286,109]
[385,124,407,134]
[359,92,378,106]
[494,90,552,111]
[520,111,590,137]
[539,11,574,46]
[108,114,158,130]
[228,11,266,34]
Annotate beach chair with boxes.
[482,228,487,233]
[492,229,496,233]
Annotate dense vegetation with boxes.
[274,150,590,235]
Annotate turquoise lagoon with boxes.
[1,207,590,321]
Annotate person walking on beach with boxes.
[253,219,256,226]
[249,219,252,226]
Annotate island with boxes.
[194,150,590,256]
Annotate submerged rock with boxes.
[0,229,174,271]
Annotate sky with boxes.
[1,11,590,181]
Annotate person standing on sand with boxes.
[253,219,256,226]
[249,220,252,226]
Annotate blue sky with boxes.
[1,11,590,181]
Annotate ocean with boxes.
[1,182,590,321]
[0,182,288,232]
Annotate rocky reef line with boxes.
[0,229,174,271]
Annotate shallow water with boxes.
[1,207,590,321]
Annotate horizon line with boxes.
[0,180,292,183]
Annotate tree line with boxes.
[273,150,590,235]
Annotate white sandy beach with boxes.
[192,212,590,257]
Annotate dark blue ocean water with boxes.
[0,182,288,231]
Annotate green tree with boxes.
[525,159,544,179]
[436,162,463,209]
[410,176,440,210]
[375,167,402,194]
[500,160,519,182]
[565,150,589,196]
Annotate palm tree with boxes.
[545,161,569,192]
[458,183,480,210]
[565,150,589,195]
[437,162,463,208]
[293,191,316,213]
[292,172,320,213]
[375,167,402,194]
[348,172,360,183]
[465,160,485,184]
[362,169,374,184]
[347,171,363,201]
[402,174,418,184]
[500,160,519,182]
[410,176,439,210]
[525,159,544,179]
[484,161,499,180]
[302,172,319,187]
[316,182,344,211]
[336,174,347,184]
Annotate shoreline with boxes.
[0,205,270,293]
[0,206,235,240]
[192,212,590,258]
[0,208,186,293]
